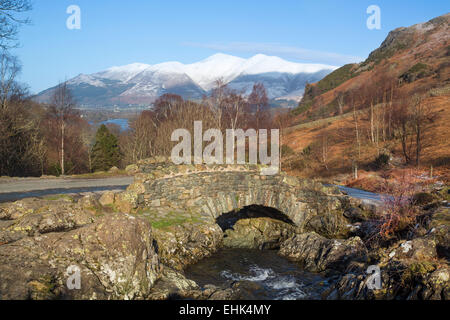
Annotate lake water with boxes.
[100,118,130,131]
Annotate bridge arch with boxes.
[216,205,295,232]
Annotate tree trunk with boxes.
[416,120,421,167]
[370,102,375,144]
[61,121,65,176]
[353,105,361,159]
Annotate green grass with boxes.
[43,194,75,202]
[364,36,412,66]
[399,63,433,83]
[292,64,359,116]
[315,64,359,94]
[408,63,430,74]
[292,100,313,116]
[402,261,437,285]
[136,208,203,230]
[150,216,196,229]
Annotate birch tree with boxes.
[49,82,77,176]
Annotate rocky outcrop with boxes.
[0,196,98,245]
[223,217,297,250]
[401,266,450,300]
[152,222,223,271]
[0,212,161,300]
[304,211,351,239]
[323,227,450,300]
[323,260,449,300]
[387,238,438,261]
[148,268,240,300]
[279,232,368,273]
[429,225,450,260]
[323,272,376,300]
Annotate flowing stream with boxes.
[185,249,332,300]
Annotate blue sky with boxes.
[12,0,449,93]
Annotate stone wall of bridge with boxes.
[121,157,346,231]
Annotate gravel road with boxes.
[0,176,134,202]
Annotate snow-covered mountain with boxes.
[36,53,337,107]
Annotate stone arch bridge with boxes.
[120,158,347,231]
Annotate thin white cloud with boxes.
[182,41,364,66]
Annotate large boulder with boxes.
[125,164,139,175]
[0,213,161,300]
[99,191,116,207]
[152,222,223,271]
[304,211,351,239]
[148,268,200,300]
[402,265,450,300]
[223,217,297,249]
[148,267,240,300]
[428,225,450,260]
[323,272,376,300]
[343,207,367,223]
[114,191,139,214]
[279,232,368,273]
[108,166,120,174]
[387,238,438,261]
[323,262,450,300]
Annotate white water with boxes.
[220,265,307,300]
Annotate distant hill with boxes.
[35,54,336,108]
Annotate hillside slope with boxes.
[293,13,449,122]
[284,13,450,182]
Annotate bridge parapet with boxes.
[134,157,275,182]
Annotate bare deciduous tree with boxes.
[334,91,345,115]
[248,82,269,132]
[0,0,32,49]
[0,52,20,109]
[410,95,436,167]
[49,82,78,176]
[0,54,43,177]
[392,92,436,166]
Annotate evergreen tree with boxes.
[91,124,121,172]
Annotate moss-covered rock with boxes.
[429,207,450,228]
[304,210,351,239]
[412,192,435,206]
[279,232,368,273]
[223,217,297,249]
[152,222,223,271]
[0,197,98,245]
[0,213,161,300]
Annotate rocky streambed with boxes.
[184,248,330,300]
[0,170,448,300]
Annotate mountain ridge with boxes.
[35,53,337,108]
